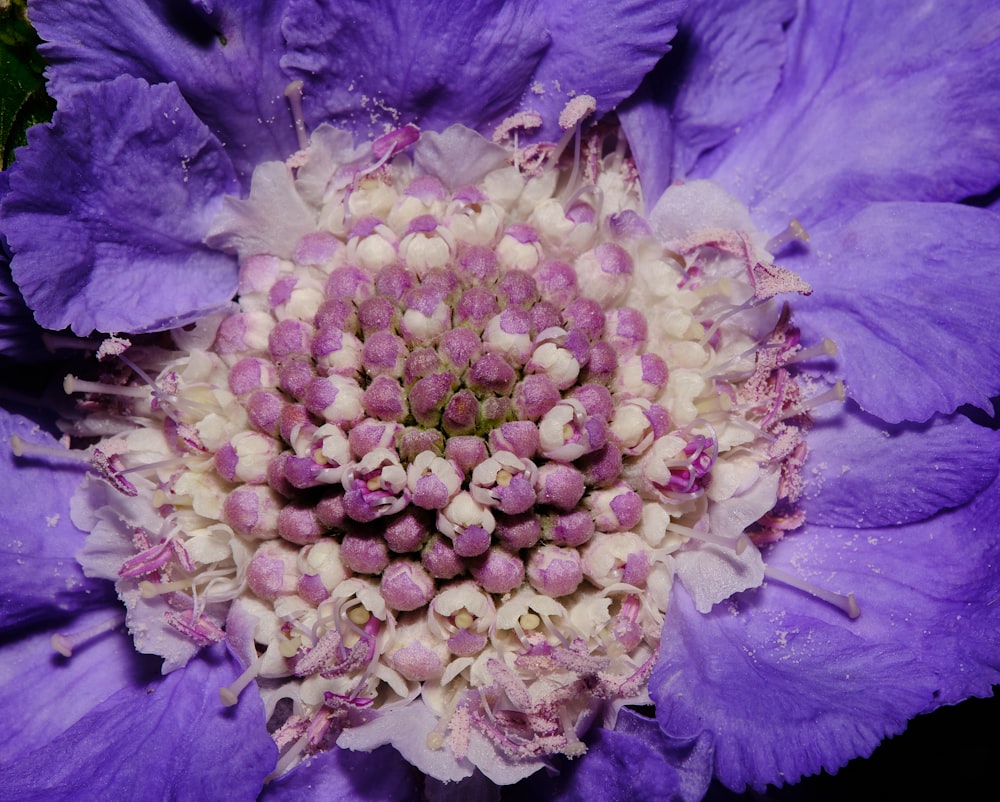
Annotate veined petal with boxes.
[804,405,1000,528]
[0,410,111,632]
[281,0,549,140]
[2,76,239,336]
[526,0,684,135]
[698,0,1000,229]
[790,202,1000,422]
[30,0,297,185]
[653,470,1000,792]
[0,645,277,800]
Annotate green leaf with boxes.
[1,0,55,169]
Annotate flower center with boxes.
[52,115,838,779]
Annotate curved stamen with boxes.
[764,564,860,619]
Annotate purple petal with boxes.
[30,0,297,184]
[525,0,684,135]
[790,202,1000,422]
[804,406,1000,528]
[3,76,239,336]
[620,0,794,207]
[0,173,47,360]
[614,708,714,802]
[0,409,112,632]
[0,610,151,763]
[653,469,1000,791]
[698,0,1000,229]
[0,644,277,799]
[518,716,690,802]
[282,0,549,139]
[263,744,419,801]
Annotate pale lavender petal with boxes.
[0,645,277,799]
[2,76,238,336]
[653,469,1000,792]
[698,0,1000,229]
[30,0,297,184]
[0,410,111,632]
[804,406,1000,528]
[790,202,1000,422]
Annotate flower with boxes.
[1,1,999,801]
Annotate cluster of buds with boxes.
[67,119,819,775]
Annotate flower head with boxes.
[2,1,999,800]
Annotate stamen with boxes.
[266,730,312,784]
[764,564,860,619]
[116,456,187,477]
[51,614,124,657]
[138,578,193,597]
[666,521,750,555]
[765,219,809,254]
[779,380,845,420]
[63,375,150,399]
[220,650,266,706]
[284,80,310,151]
[9,434,90,466]
[784,339,837,365]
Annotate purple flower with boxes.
[1,1,999,801]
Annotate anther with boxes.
[764,564,860,619]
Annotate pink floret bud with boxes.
[527,545,583,597]
[380,560,436,611]
[470,547,525,594]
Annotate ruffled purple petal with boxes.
[653,469,1000,792]
[525,0,684,133]
[1,409,112,632]
[790,202,1000,422]
[0,609,150,764]
[263,744,420,801]
[281,0,549,140]
[30,0,297,184]
[697,0,1000,229]
[2,75,239,336]
[620,0,794,207]
[0,644,277,800]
